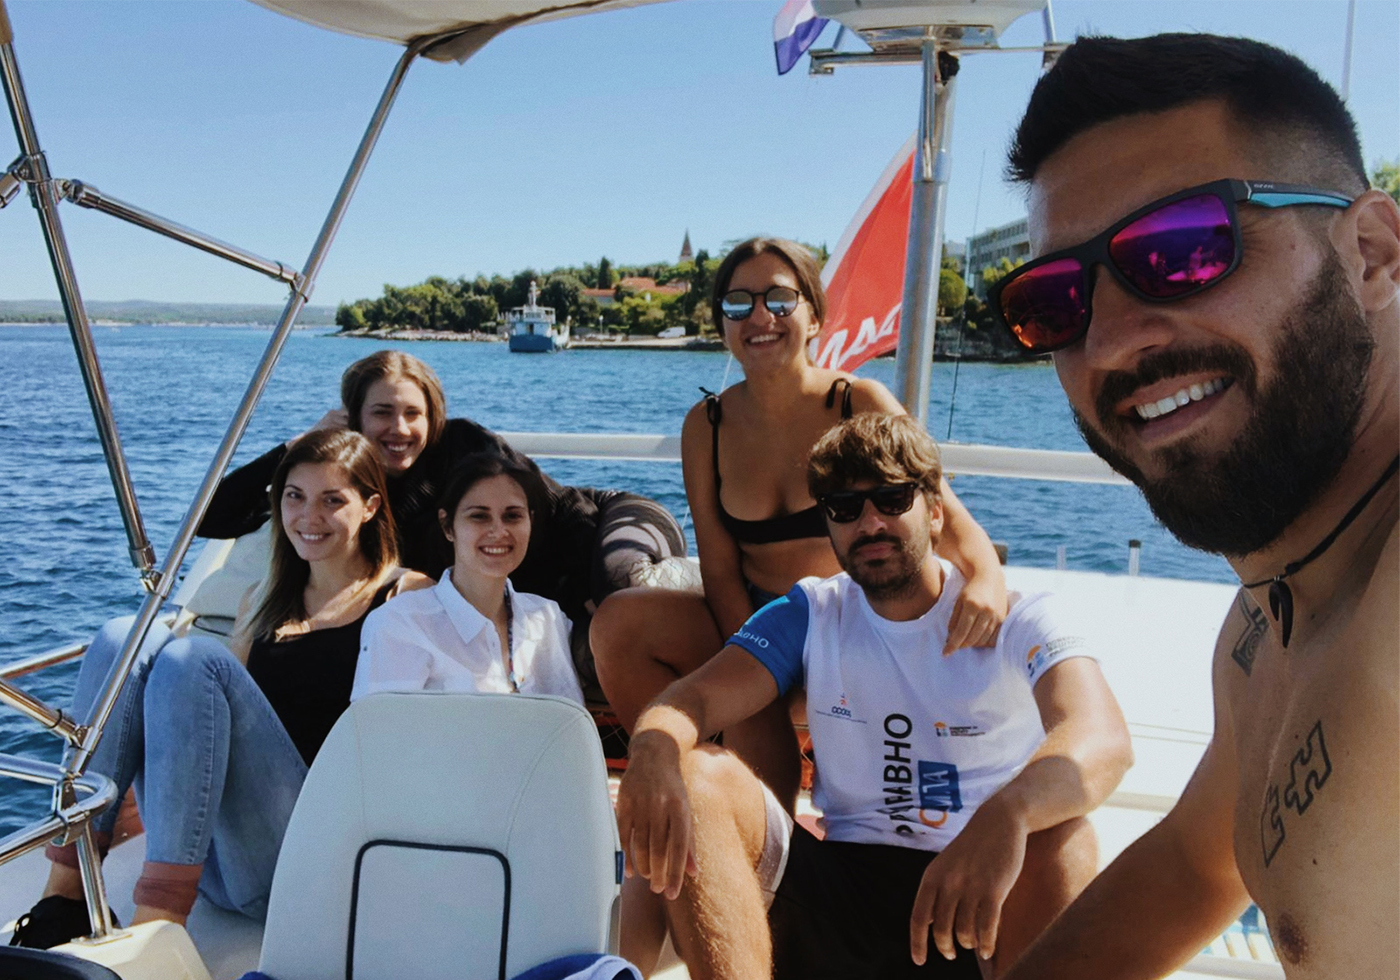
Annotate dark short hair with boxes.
[1008,34,1367,194]
[711,237,827,330]
[808,414,943,500]
[437,451,547,530]
[341,350,448,449]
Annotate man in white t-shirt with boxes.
[616,414,1133,980]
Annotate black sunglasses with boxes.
[989,179,1354,355]
[816,483,920,524]
[719,286,804,321]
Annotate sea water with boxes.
[0,325,1233,835]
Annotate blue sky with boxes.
[1,0,1395,306]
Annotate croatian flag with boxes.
[814,136,915,372]
[773,0,829,75]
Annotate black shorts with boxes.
[768,824,983,980]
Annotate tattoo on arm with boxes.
[1232,592,1269,677]
[1259,720,1332,867]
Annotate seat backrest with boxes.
[259,692,620,980]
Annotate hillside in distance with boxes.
[0,299,336,326]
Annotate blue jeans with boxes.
[68,616,307,918]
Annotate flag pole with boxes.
[893,39,957,424]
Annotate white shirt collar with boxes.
[435,569,514,649]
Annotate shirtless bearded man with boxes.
[991,34,1399,979]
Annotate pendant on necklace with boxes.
[1267,579,1294,648]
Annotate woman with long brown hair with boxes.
[11,429,423,948]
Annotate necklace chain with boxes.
[1241,455,1399,647]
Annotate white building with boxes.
[966,217,1030,299]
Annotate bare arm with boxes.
[1001,628,1253,979]
[910,657,1134,964]
[615,646,781,899]
[851,377,1007,649]
[681,400,755,639]
[934,480,1008,651]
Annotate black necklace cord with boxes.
[1241,455,1400,647]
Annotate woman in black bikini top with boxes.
[705,377,855,549]
[591,236,1009,973]
[593,236,1007,783]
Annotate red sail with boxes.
[815,137,914,371]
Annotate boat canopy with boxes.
[249,0,669,63]
[814,1,1045,38]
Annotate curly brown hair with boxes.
[807,413,942,501]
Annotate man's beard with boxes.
[1073,253,1374,557]
[838,528,929,600]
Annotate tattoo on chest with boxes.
[1232,593,1269,677]
[1259,720,1333,867]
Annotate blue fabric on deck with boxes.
[510,952,642,980]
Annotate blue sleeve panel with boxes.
[727,585,810,696]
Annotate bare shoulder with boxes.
[681,398,716,468]
[846,376,904,414]
[389,569,436,595]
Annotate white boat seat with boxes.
[258,691,621,980]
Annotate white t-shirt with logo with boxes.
[730,561,1092,851]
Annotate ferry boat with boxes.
[506,280,570,353]
[0,0,1357,977]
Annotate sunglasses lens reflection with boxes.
[999,257,1087,353]
[764,287,800,317]
[720,291,756,321]
[1109,194,1235,298]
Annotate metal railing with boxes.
[0,0,486,940]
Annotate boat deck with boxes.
[1,566,1283,978]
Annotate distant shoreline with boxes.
[334,327,728,351]
[0,321,328,329]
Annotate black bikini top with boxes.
[703,379,854,545]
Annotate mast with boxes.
[809,1,1063,423]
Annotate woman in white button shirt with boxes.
[352,451,584,704]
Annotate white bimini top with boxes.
[730,561,1093,851]
[352,571,583,705]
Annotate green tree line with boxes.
[336,253,726,338]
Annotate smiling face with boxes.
[720,252,820,368]
[357,377,431,475]
[279,462,381,565]
[827,481,943,601]
[442,474,531,582]
[1033,100,1373,555]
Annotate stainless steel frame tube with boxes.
[0,677,79,742]
[1,27,157,579]
[0,641,89,681]
[69,41,423,776]
[0,756,115,870]
[61,181,301,287]
[893,40,957,424]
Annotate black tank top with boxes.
[245,580,395,766]
[704,379,854,545]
